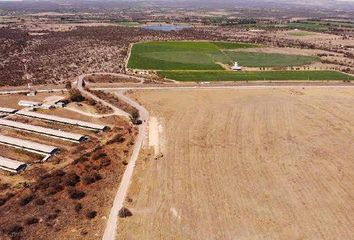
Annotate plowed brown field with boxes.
[120,88,354,240]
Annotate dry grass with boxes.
[120,88,354,240]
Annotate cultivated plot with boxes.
[120,88,354,240]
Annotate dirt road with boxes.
[120,88,354,240]
[77,75,131,118]
[102,91,149,240]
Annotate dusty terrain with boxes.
[0,90,138,240]
[120,88,354,240]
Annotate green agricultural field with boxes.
[128,41,349,82]
[128,41,259,70]
[287,22,329,31]
[113,21,140,27]
[212,42,260,49]
[287,31,316,37]
[158,70,354,82]
[128,41,319,70]
[218,51,319,67]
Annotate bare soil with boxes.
[120,88,354,240]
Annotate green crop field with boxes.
[128,41,350,82]
[128,41,319,70]
[158,70,354,82]
[212,42,260,49]
[218,51,319,67]
[287,31,316,36]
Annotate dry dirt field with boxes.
[120,87,354,240]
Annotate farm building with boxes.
[18,100,42,108]
[16,110,108,131]
[40,103,56,110]
[0,107,18,114]
[0,119,87,142]
[0,134,59,155]
[0,156,27,173]
[231,62,242,71]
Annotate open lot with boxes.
[158,70,354,81]
[120,88,354,240]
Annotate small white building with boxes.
[18,100,42,108]
[231,62,242,71]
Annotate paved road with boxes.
[102,91,149,240]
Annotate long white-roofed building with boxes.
[0,156,27,173]
[0,134,59,155]
[16,110,108,131]
[18,100,42,108]
[0,107,18,114]
[0,119,87,142]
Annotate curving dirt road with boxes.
[101,91,149,240]
[77,75,131,118]
[75,75,149,240]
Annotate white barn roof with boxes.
[16,110,107,131]
[0,134,59,154]
[0,107,18,114]
[0,156,27,173]
[18,100,42,107]
[0,119,86,142]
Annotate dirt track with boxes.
[120,88,354,240]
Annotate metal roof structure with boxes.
[0,119,86,142]
[0,134,59,154]
[0,156,27,173]
[18,100,42,107]
[16,110,108,131]
[0,107,18,114]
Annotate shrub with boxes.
[74,203,83,213]
[53,169,66,177]
[6,224,23,236]
[69,89,85,102]
[73,156,89,165]
[0,197,7,206]
[118,207,133,218]
[0,183,10,190]
[46,213,58,221]
[92,150,107,160]
[86,211,97,219]
[19,194,35,206]
[107,134,125,144]
[47,184,64,195]
[25,217,39,225]
[82,172,102,185]
[64,172,80,187]
[67,188,86,200]
[100,158,111,167]
[34,198,45,206]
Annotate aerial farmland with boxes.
[128,41,354,81]
[0,1,354,240]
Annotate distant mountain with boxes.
[1,0,354,12]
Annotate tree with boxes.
[69,89,85,102]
